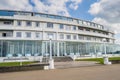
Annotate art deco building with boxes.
[0,10,119,61]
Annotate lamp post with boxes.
[18,53,22,66]
[102,38,111,65]
[49,35,54,69]
[103,38,107,56]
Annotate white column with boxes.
[49,37,55,69]
[103,39,111,65]
[57,42,60,57]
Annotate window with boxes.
[73,26,77,30]
[86,29,90,32]
[47,33,54,39]
[73,35,77,40]
[48,15,55,19]
[59,24,64,29]
[47,22,53,28]
[16,32,21,37]
[79,20,83,24]
[78,35,84,40]
[26,21,31,26]
[86,37,91,40]
[62,17,67,20]
[36,22,40,27]
[66,25,71,30]
[35,32,40,38]
[26,32,31,38]
[66,34,71,39]
[2,32,12,37]
[40,14,47,17]
[59,34,64,39]
[78,27,84,30]
[83,21,87,25]
[17,21,21,26]
[2,33,6,37]
[56,16,62,19]
[67,18,73,21]
[4,21,12,25]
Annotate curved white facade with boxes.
[0,10,119,60]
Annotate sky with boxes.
[0,0,120,43]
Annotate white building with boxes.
[0,10,120,61]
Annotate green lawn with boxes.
[109,57,120,61]
[0,61,37,67]
[75,57,120,64]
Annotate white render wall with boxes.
[0,15,115,43]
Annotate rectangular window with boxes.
[26,32,31,38]
[47,22,53,28]
[36,22,40,27]
[16,32,21,37]
[86,37,91,40]
[78,35,84,40]
[26,21,31,26]
[4,21,12,25]
[56,16,62,19]
[86,29,90,32]
[2,33,6,37]
[35,32,40,38]
[59,24,64,29]
[59,34,64,39]
[66,25,71,30]
[17,21,21,26]
[78,27,84,30]
[66,34,71,39]
[67,18,73,21]
[73,35,77,40]
[48,15,55,19]
[79,20,83,24]
[73,26,77,30]
[62,17,67,20]
[47,33,54,39]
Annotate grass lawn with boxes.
[75,57,120,64]
[0,61,37,67]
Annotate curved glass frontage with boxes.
[0,40,120,57]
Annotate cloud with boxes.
[0,0,33,11]
[69,0,82,10]
[0,0,82,16]
[89,0,120,32]
[88,0,120,44]
[31,0,70,16]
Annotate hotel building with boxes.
[0,10,120,61]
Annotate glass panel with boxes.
[16,32,21,37]
[47,22,53,28]
[26,21,32,26]
[17,21,22,26]
[59,24,64,29]
[0,10,15,16]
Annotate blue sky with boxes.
[68,0,97,21]
[0,0,120,43]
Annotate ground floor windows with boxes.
[0,40,119,57]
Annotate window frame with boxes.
[25,32,31,38]
[26,21,32,26]
[47,22,53,28]
[16,32,22,37]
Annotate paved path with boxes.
[0,64,120,80]
[55,61,100,69]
